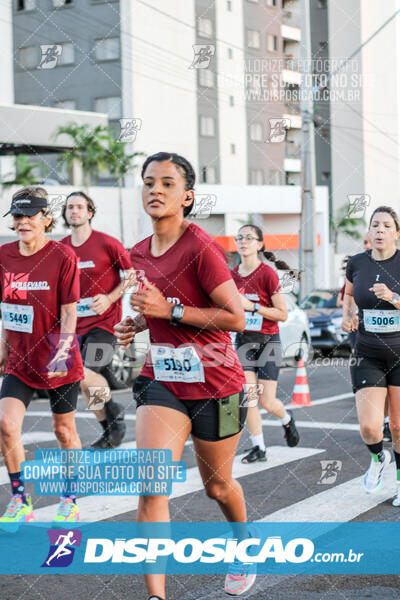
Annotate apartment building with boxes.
[12,0,303,187]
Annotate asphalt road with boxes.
[0,360,399,600]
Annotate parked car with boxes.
[111,291,312,384]
[300,289,350,355]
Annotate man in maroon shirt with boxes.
[61,192,134,449]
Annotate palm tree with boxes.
[54,123,110,188]
[330,204,366,253]
[2,154,46,188]
[103,136,144,245]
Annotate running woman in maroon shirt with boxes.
[61,192,134,449]
[0,187,84,527]
[231,224,300,465]
[115,152,256,599]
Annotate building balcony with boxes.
[282,68,301,86]
[284,141,301,172]
[283,112,302,128]
[281,22,301,42]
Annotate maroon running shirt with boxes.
[0,240,84,389]
[130,223,245,400]
[61,230,132,335]
[231,263,282,334]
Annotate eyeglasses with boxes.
[235,235,259,242]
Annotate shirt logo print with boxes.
[3,272,29,300]
[376,274,380,282]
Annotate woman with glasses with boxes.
[231,224,300,464]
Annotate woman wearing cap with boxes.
[0,187,84,527]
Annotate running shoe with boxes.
[392,483,400,507]
[241,445,267,464]
[282,410,300,447]
[105,400,126,447]
[90,431,112,450]
[0,494,34,531]
[383,422,392,443]
[148,597,165,600]
[53,497,80,523]
[362,450,391,493]
[224,527,258,596]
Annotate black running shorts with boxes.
[351,342,400,393]
[0,373,80,414]
[79,327,116,374]
[133,375,247,442]
[236,332,282,381]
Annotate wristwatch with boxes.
[390,292,400,306]
[252,302,261,313]
[170,303,185,326]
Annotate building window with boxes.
[16,0,36,10]
[201,166,217,184]
[266,0,277,5]
[52,0,73,6]
[250,122,263,141]
[247,0,258,3]
[250,169,264,185]
[228,47,233,59]
[54,99,76,110]
[198,17,213,38]
[227,0,232,10]
[199,69,214,87]
[94,96,122,120]
[95,37,120,61]
[200,116,215,137]
[318,0,327,7]
[58,42,75,65]
[231,144,236,154]
[229,96,234,106]
[247,29,261,49]
[19,46,38,69]
[267,34,279,52]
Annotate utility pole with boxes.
[299,0,317,301]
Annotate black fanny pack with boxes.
[236,331,270,346]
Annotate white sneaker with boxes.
[362,450,391,493]
[224,558,257,596]
[224,526,258,596]
[392,483,400,507]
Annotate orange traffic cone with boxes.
[291,358,311,406]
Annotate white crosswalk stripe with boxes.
[260,463,397,522]
[32,446,323,521]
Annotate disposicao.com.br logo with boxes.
[6,522,383,575]
[42,529,82,568]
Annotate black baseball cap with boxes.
[3,195,48,217]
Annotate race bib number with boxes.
[363,309,400,333]
[245,311,263,331]
[1,303,33,333]
[77,297,96,318]
[150,345,205,383]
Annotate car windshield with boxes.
[300,291,338,309]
